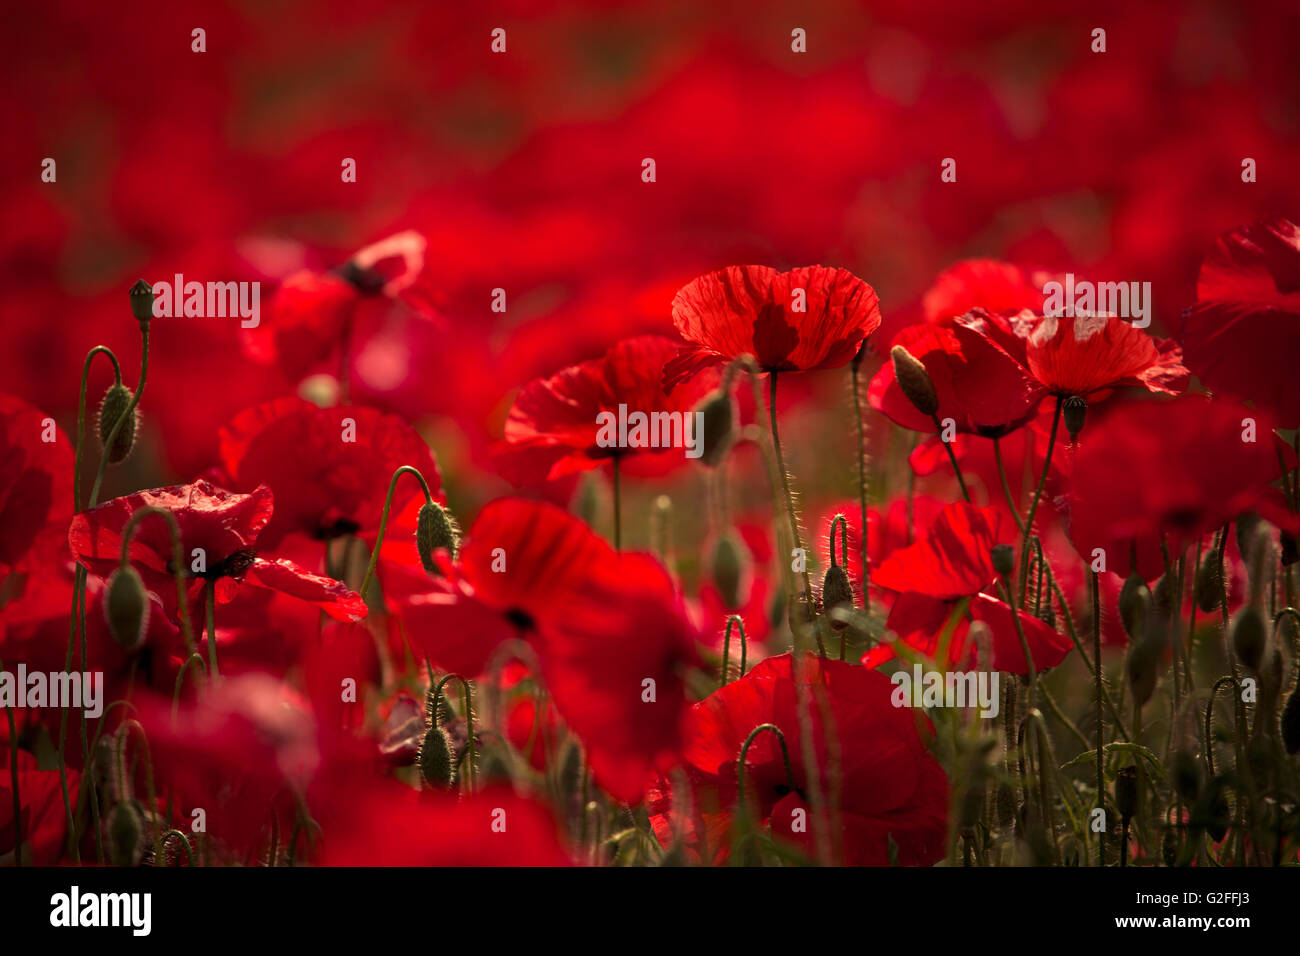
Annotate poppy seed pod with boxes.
[97,383,138,464]
[416,501,458,573]
[418,726,455,790]
[1281,688,1300,755]
[1125,637,1159,709]
[990,543,1015,578]
[1115,765,1139,822]
[1231,605,1266,672]
[1063,395,1087,441]
[128,279,154,324]
[709,531,751,611]
[1194,557,1222,613]
[1118,574,1150,641]
[890,345,939,417]
[109,801,143,866]
[105,565,149,652]
[693,388,736,467]
[821,563,854,630]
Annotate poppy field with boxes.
[3,0,1300,880]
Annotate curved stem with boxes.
[120,506,196,658]
[171,654,207,720]
[359,465,437,598]
[720,614,748,688]
[736,723,796,812]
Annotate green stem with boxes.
[1019,396,1063,606]
[992,436,1026,534]
[720,614,748,687]
[2,656,20,867]
[205,580,219,678]
[120,506,196,658]
[932,415,970,502]
[1092,568,1105,867]
[851,355,870,614]
[171,654,207,720]
[736,723,796,812]
[768,372,817,640]
[612,456,622,552]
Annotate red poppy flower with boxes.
[1060,396,1296,580]
[217,397,442,548]
[68,479,367,624]
[0,393,72,576]
[866,502,1072,673]
[319,784,571,866]
[648,654,948,866]
[398,498,612,677]
[663,265,881,390]
[869,319,1043,437]
[495,335,718,486]
[541,551,701,803]
[1182,217,1300,425]
[1,748,79,865]
[922,259,1050,325]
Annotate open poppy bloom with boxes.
[1181,217,1300,426]
[647,654,949,866]
[216,397,442,548]
[865,502,1072,673]
[1060,395,1297,581]
[662,265,881,390]
[495,335,718,486]
[68,479,367,623]
[1,748,79,865]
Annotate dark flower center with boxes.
[505,607,535,632]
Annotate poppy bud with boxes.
[1063,395,1087,441]
[1118,574,1150,641]
[109,801,142,866]
[1126,637,1159,709]
[97,383,138,464]
[821,564,854,630]
[1115,765,1139,822]
[418,726,455,790]
[1152,574,1174,620]
[693,388,735,467]
[1171,750,1202,802]
[416,501,458,573]
[890,345,939,417]
[1194,557,1222,613]
[1281,688,1300,755]
[1231,605,1266,672]
[990,543,1014,578]
[1035,601,1056,630]
[709,531,751,611]
[104,565,149,652]
[128,279,154,325]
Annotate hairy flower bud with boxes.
[1125,636,1159,709]
[1194,556,1222,614]
[97,383,138,464]
[416,501,458,573]
[1231,605,1266,672]
[1063,395,1087,441]
[1118,574,1150,641]
[694,388,736,467]
[105,565,149,652]
[418,725,455,790]
[990,543,1014,578]
[109,801,143,866]
[821,563,854,630]
[709,531,751,611]
[890,345,939,417]
[128,279,154,325]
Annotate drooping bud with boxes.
[416,501,459,573]
[821,564,854,630]
[97,383,138,464]
[1231,605,1266,672]
[1118,574,1150,641]
[109,801,143,866]
[709,530,751,611]
[1125,636,1159,709]
[1194,556,1222,613]
[128,279,154,325]
[1063,395,1087,441]
[990,543,1015,578]
[693,388,735,467]
[1171,750,1202,802]
[1152,574,1174,620]
[418,725,455,790]
[1235,513,1261,567]
[104,565,149,652]
[1115,765,1139,822]
[1281,688,1300,755]
[890,345,939,417]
